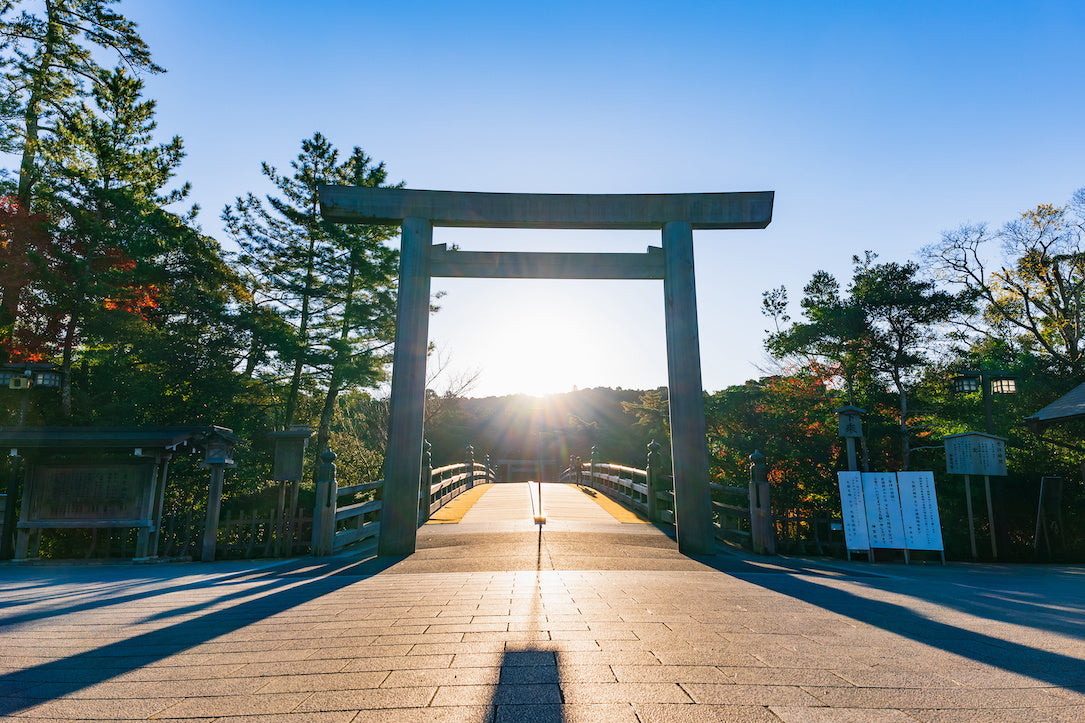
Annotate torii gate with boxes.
[319,188,774,556]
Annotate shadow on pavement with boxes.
[0,555,401,717]
[711,554,1085,689]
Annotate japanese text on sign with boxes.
[944,433,1007,476]
[896,471,944,551]
[837,471,870,551]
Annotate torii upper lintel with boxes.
[319,186,774,230]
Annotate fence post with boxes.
[420,440,432,523]
[646,439,663,523]
[485,454,493,482]
[748,451,775,555]
[312,449,337,556]
[465,444,475,489]
[589,445,599,491]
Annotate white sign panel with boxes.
[837,471,869,551]
[944,433,1007,476]
[896,471,944,551]
[861,472,906,549]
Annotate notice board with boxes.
[837,471,870,551]
[944,433,1007,476]
[896,471,944,551]
[861,472,906,549]
[23,462,155,524]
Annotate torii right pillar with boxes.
[663,221,715,555]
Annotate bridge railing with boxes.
[312,444,497,556]
[561,443,775,555]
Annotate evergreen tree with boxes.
[0,0,160,352]
[223,134,400,459]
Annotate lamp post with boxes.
[950,370,1016,560]
[951,370,1017,434]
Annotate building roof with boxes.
[0,426,235,451]
[1024,383,1085,432]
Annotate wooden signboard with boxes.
[861,472,906,549]
[896,471,944,553]
[16,461,159,561]
[23,463,155,524]
[944,432,1007,476]
[837,471,870,552]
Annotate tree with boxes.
[763,272,874,408]
[28,67,199,415]
[223,134,401,460]
[766,253,970,469]
[0,0,161,351]
[850,253,973,468]
[925,188,1085,380]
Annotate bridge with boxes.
[2,474,1083,719]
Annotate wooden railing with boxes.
[561,443,775,555]
[312,445,497,556]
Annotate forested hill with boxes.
[423,386,663,469]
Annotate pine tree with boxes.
[223,134,400,458]
[0,0,161,358]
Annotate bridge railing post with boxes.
[312,449,337,556]
[748,451,775,555]
[485,454,493,483]
[420,440,432,523]
[465,444,475,489]
[589,445,599,491]
[646,439,663,523]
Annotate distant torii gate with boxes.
[319,188,774,556]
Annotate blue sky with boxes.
[125,0,1085,397]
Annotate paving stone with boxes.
[2,483,1084,720]
[295,686,436,711]
[769,705,916,722]
[633,702,782,722]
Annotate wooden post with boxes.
[466,444,475,489]
[590,445,598,491]
[380,217,432,556]
[748,451,775,555]
[148,456,171,558]
[984,474,997,559]
[420,440,432,523]
[312,449,337,556]
[964,474,978,559]
[646,440,663,523]
[662,221,714,555]
[201,464,225,562]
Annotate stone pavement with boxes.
[0,482,1083,721]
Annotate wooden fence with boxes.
[312,446,497,556]
[560,444,776,555]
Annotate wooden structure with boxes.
[559,445,775,554]
[320,187,774,556]
[0,426,236,561]
[311,445,496,557]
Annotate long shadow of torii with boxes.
[694,554,1085,689]
[0,555,402,717]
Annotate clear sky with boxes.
[125,0,1085,398]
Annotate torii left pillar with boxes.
[379,217,432,556]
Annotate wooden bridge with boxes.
[310,446,776,560]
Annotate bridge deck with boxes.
[1,485,1082,720]
[436,482,647,528]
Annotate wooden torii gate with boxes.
[319,188,774,556]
